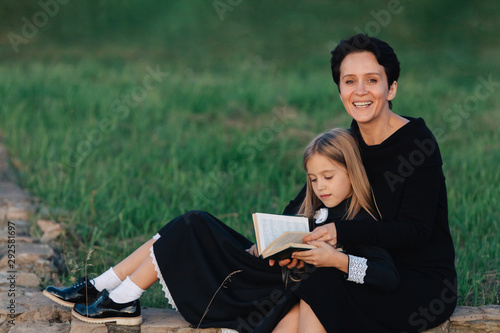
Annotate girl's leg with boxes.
[107,250,158,303]
[44,238,158,308]
[71,243,158,324]
[273,303,299,333]
[113,238,156,280]
[129,252,158,289]
[298,300,326,333]
[91,238,156,292]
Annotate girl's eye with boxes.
[325,176,333,180]
[310,178,317,182]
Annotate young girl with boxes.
[44,128,397,332]
[276,128,400,332]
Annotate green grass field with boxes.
[0,1,499,307]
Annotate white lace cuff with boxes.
[153,233,161,240]
[347,255,367,284]
[314,208,329,224]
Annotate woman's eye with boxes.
[325,176,333,180]
[368,78,377,83]
[345,80,354,84]
[310,178,317,182]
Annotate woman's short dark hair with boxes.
[330,34,400,89]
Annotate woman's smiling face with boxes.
[338,51,397,125]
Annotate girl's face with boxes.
[338,51,397,125]
[306,153,352,208]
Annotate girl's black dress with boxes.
[152,209,295,333]
[152,206,396,332]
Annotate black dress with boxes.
[288,117,457,332]
[151,210,296,333]
[151,203,399,332]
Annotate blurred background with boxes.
[0,0,498,307]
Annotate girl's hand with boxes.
[246,244,259,257]
[248,245,301,267]
[302,223,337,247]
[269,258,305,269]
[291,241,348,271]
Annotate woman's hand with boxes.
[303,223,338,247]
[292,241,348,271]
[246,244,259,257]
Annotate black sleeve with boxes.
[335,166,441,249]
[282,184,306,215]
[345,245,400,291]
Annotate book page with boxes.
[265,231,312,253]
[253,213,309,254]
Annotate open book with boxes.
[252,212,315,260]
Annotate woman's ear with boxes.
[388,81,398,101]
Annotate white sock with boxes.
[109,276,145,304]
[92,267,122,292]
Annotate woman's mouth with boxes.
[353,101,372,107]
[320,194,331,199]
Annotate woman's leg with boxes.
[113,238,156,280]
[298,300,326,333]
[273,303,299,333]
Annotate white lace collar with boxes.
[314,208,329,224]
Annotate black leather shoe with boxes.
[43,277,99,308]
[71,289,142,325]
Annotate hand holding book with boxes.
[252,212,315,260]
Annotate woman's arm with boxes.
[335,166,442,248]
[345,245,400,291]
[305,166,443,249]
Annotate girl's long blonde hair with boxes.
[298,128,380,220]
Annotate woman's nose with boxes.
[355,82,367,95]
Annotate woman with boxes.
[279,34,457,332]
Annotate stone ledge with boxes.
[0,182,30,204]
[0,290,226,333]
[420,305,500,333]
[71,308,226,333]
[0,291,499,333]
